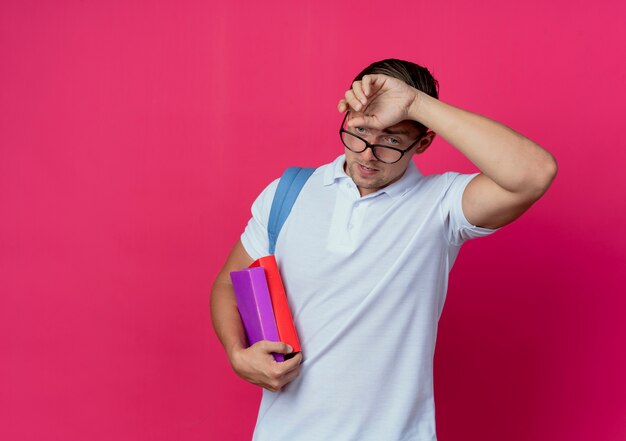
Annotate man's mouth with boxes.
[359,163,378,170]
[357,163,379,174]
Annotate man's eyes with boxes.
[381,136,403,147]
[354,127,403,146]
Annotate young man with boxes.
[211,59,557,440]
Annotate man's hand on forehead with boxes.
[337,74,422,130]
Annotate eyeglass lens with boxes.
[340,131,403,163]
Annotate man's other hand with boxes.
[229,341,303,392]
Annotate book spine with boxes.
[250,256,301,354]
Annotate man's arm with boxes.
[407,92,557,229]
[342,74,558,229]
[211,240,302,392]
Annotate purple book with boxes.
[229,267,284,362]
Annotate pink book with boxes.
[229,267,284,362]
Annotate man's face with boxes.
[342,112,431,197]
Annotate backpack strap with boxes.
[268,166,315,254]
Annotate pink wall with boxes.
[1,1,625,440]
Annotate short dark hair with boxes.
[352,58,439,134]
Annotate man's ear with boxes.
[414,132,436,154]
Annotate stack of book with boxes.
[229,256,301,362]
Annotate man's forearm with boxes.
[409,92,557,194]
[210,281,247,361]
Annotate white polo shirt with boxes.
[241,155,497,441]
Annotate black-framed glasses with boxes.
[339,111,425,164]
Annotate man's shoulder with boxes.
[273,157,341,190]
[252,161,330,204]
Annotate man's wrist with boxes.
[407,89,428,124]
[227,342,245,363]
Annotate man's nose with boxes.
[359,146,377,162]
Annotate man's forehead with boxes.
[381,124,414,135]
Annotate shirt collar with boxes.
[323,154,423,199]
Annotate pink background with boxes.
[1,1,625,440]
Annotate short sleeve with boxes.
[440,172,499,245]
[240,178,280,260]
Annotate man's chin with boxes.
[352,176,383,189]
